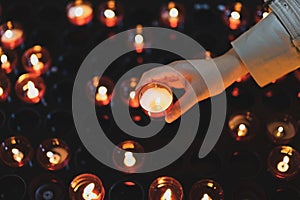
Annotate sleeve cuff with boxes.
[231,12,300,87]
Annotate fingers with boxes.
[165,89,199,123]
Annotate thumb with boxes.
[165,90,198,123]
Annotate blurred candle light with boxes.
[139,82,173,118]
[98,0,124,28]
[36,138,70,171]
[149,176,183,200]
[0,135,33,168]
[69,173,105,200]
[22,45,51,75]
[134,25,144,53]
[119,77,140,108]
[255,5,270,23]
[0,47,17,74]
[189,179,224,200]
[0,21,24,49]
[266,114,297,144]
[113,140,144,173]
[223,2,248,31]
[15,73,46,104]
[160,2,184,28]
[86,76,114,106]
[228,112,257,142]
[0,71,11,102]
[268,146,300,180]
[67,0,93,26]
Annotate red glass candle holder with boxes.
[98,0,124,28]
[69,173,105,200]
[190,179,224,200]
[266,114,297,144]
[66,0,93,26]
[160,2,185,29]
[113,140,145,173]
[267,145,300,180]
[22,45,51,75]
[0,135,33,168]
[119,77,140,108]
[138,82,173,119]
[15,73,46,104]
[222,2,248,31]
[149,176,183,200]
[86,76,114,106]
[0,21,24,49]
[0,47,18,74]
[0,71,11,102]
[36,138,70,171]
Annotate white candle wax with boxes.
[139,86,172,113]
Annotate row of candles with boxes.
[0,1,270,51]
[0,135,299,199]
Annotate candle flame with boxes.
[30,54,39,65]
[24,81,39,99]
[12,148,24,163]
[82,183,100,200]
[46,151,61,165]
[277,155,290,173]
[129,91,136,100]
[123,151,136,167]
[161,189,172,200]
[263,12,269,18]
[1,54,8,64]
[98,86,108,95]
[201,194,212,200]
[104,9,115,19]
[237,123,247,137]
[155,97,161,105]
[74,7,84,17]
[134,34,144,45]
[169,7,179,18]
[230,11,240,20]
[4,30,13,39]
[275,126,284,137]
[0,87,3,96]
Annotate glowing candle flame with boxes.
[0,87,3,96]
[74,7,84,17]
[263,12,269,18]
[82,183,100,200]
[1,54,8,63]
[96,86,108,101]
[201,194,212,200]
[23,81,39,99]
[230,11,240,20]
[277,155,290,173]
[46,151,61,165]
[123,151,136,167]
[129,91,136,100]
[275,126,284,138]
[104,9,115,19]
[30,54,44,71]
[169,8,179,18]
[237,123,247,137]
[134,34,144,45]
[4,30,13,39]
[11,148,24,163]
[161,189,172,200]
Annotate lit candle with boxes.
[36,138,70,171]
[229,11,241,30]
[99,0,123,28]
[15,73,46,104]
[0,136,33,168]
[201,194,212,200]
[161,189,172,200]
[96,86,110,105]
[266,116,297,144]
[139,83,173,118]
[119,77,140,108]
[0,21,24,49]
[11,148,24,163]
[268,146,300,180]
[237,123,247,137]
[113,140,144,173]
[67,0,93,26]
[168,2,179,28]
[277,155,290,173]
[0,50,11,73]
[22,45,51,75]
[69,173,105,200]
[189,179,224,200]
[149,177,183,200]
[134,25,144,53]
[0,71,11,102]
